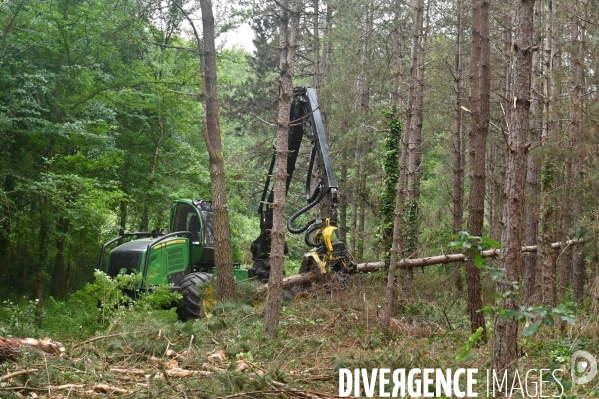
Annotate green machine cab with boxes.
[100,199,248,320]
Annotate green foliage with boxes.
[449,231,501,269]
[0,0,216,299]
[403,199,420,256]
[377,108,402,259]
[455,327,484,360]
[498,303,577,337]
[0,299,40,338]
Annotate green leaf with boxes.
[474,253,484,269]
[523,321,541,337]
[543,314,554,326]
[491,269,505,281]
[500,309,520,320]
[455,327,484,360]
[482,236,501,249]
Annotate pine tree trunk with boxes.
[199,0,236,301]
[320,3,332,89]
[264,0,301,338]
[524,36,541,306]
[571,2,586,303]
[338,162,348,242]
[349,137,361,255]
[403,0,425,300]
[539,0,557,307]
[383,129,406,329]
[464,0,488,336]
[382,148,405,329]
[355,3,371,262]
[572,199,584,303]
[390,0,402,112]
[357,169,367,262]
[540,165,557,307]
[559,160,572,301]
[312,0,320,88]
[492,0,536,376]
[452,0,464,234]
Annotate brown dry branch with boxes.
[89,384,131,394]
[109,366,214,380]
[0,368,38,382]
[72,330,142,348]
[110,367,146,376]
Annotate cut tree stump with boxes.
[0,337,66,362]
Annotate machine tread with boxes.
[176,272,214,321]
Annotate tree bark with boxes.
[390,0,402,112]
[198,0,236,301]
[263,0,301,338]
[524,25,541,306]
[338,162,348,242]
[571,1,586,303]
[538,0,557,307]
[383,125,406,329]
[320,3,333,89]
[464,0,489,337]
[312,0,320,88]
[492,0,535,377]
[406,0,424,202]
[350,135,361,255]
[357,171,366,262]
[452,0,464,235]
[402,0,425,299]
[0,337,66,362]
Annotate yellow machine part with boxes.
[305,218,355,274]
[202,286,217,318]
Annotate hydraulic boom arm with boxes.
[248,87,355,282]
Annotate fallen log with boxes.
[270,238,586,289]
[0,337,66,362]
[356,238,585,272]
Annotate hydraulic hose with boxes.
[304,222,322,247]
[287,185,326,234]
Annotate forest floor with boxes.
[0,270,598,398]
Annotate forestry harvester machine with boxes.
[99,87,355,320]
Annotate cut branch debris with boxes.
[0,368,38,382]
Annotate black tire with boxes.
[176,272,214,321]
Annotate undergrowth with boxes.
[0,270,598,398]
